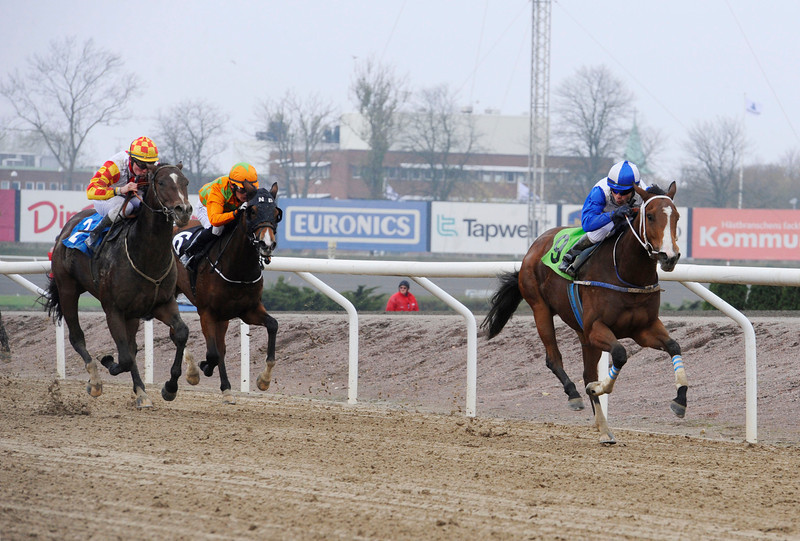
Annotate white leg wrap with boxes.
[672,355,688,388]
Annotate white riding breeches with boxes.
[586,221,615,243]
[94,195,141,220]
[194,205,224,235]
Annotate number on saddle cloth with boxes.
[62,213,107,255]
[172,226,204,258]
[542,227,586,279]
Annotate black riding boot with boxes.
[558,234,594,277]
[86,215,114,248]
[180,228,215,271]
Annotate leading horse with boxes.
[482,182,684,443]
[171,183,281,404]
[44,163,193,408]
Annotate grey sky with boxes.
[2,0,799,178]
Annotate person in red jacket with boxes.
[385,280,420,311]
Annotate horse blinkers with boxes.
[245,186,282,263]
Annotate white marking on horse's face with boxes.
[168,172,188,203]
[659,206,678,258]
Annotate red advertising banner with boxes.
[0,189,16,242]
[692,208,800,261]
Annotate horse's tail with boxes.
[40,275,63,324]
[481,271,523,339]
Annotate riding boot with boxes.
[86,215,114,248]
[180,227,215,272]
[558,234,594,277]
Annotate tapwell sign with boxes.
[692,208,800,261]
[430,202,531,255]
[279,199,428,252]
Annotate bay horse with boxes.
[171,183,281,404]
[44,163,193,408]
[482,182,684,443]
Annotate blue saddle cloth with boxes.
[61,213,107,255]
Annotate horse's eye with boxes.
[647,213,655,222]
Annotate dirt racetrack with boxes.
[1,310,799,539]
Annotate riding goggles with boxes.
[610,187,633,195]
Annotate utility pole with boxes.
[527,0,551,243]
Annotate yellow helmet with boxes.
[129,136,159,163]
[228,162,258,189]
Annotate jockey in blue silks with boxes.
[559,160,649,277]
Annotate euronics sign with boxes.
[278,199,428,251]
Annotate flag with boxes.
[745,99,762,115]
[517,180,531,201]
[384,183,400,201]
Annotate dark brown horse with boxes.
[44,163,193,408]
[482,182,684,443]
[172,183,281,404]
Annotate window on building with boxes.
[36,182,45,190]
[25,182,34,189]
[0,181,9,189]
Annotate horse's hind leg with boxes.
[634,321,687,418]
[58,281,103,397]
[530,304,583,410]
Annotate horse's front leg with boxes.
[580,342,616,444]
[242,305,278,392]
[634,321,687,418]
[151,301,189,402]
[584,322,626,398]
[102,313,151,408]
[212,321,235,404]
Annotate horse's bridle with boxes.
[624,195,674,258]
[130,165,181,224]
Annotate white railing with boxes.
[4,257,800,443]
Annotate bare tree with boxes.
[0,37,137,185]
[256,91,337,198]
[155,99,229,191]
[350,59,407,199]
[551,65,634,200]
[681,116,747,207]
[402,84,481,200]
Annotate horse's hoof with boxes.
[600,437,617,445]
[136,395,153,409]
[86,381,103,398]
[670,400,686,418]
[568,397,585,410]
[185,370,200,386]
[222,389,236,405]
[585,381,602,397]
[256,373,271,391]
[199,361,215,377]
[161,386,177,402]
[99,355,114,370]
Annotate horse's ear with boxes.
[667,181,677,200]
[176,162,184,170]
[634,183,649,200]
[270,182,278,199]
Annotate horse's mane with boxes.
[645,184,666,196]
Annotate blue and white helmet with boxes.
[606,161,640,191]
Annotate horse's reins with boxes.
[205,211,278,284]
[115,166,179,309]
[573,194,674,295]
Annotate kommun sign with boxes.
[430,202,530,255]
[692,208,800,261]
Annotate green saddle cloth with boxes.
[542,227,586,280]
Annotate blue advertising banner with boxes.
[278,199,429,252]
